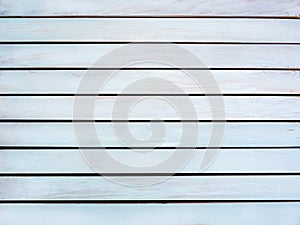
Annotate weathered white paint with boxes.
[0,70,299,94]
[1,0,299,223]
[1,149,300,173]
[0,96,299,120]
[0,123,299,147]
[1,19,300,43]
[1,0,299,17]
[1,44,300,68]
[2,203,300,225]
[1,176,300,200]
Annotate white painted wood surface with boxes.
[1,149,300,174]
[1,44,300,68]
[0,123,299,147]
[1,19,300,43]
[0,70,299,94]
[1,203,300,225]
[1,0,300,17]
[1,0,300,221]
[1,176,300,200]
[0,96,299,120]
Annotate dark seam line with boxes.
[1,42,300,45]
[0,94,299,96]
[1,173,300,177]
[0,200,299,204]
[0,146,299,150]
[0,68,299,71]
[1,68,299,71]
[0,16,299,19]
[0,119,298,122]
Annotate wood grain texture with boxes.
[1,0,300,17]
[1,203,300,225]
[0,70,300,94]
[1,176,300,200]
[1,19,300,43]
[0,123,299,147]
[1,44,300,69]
[1,0,299,222]
[1,149,300,174]
[0,96,299,120]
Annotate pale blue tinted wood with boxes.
[1,149,300,173]
[1,44,300,68]
[0,70,299,94]
[0,203,300,225]
[1,176,300,200]
[0,96,299,120]
[1,0,299,221]
[1,19,300,43]
[0,123,299,147]
[1,0,300,16]
[1,203,299,225]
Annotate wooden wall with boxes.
[0,1,300,224]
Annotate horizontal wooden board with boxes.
[0,70,300,94]
[1,19,300,43]
[1,0,300,17]
[0,96,299,120]
[1,203,300,225]
[0,123,299,147]
[1,148,300,174]
[1,44,300,69]
[1,176,300,200]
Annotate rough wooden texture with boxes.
[1,0,300,221]
[0,123,299,147]
[1,203,300,225]
[1,0,300,17]
[1,19,300,43]
[1,149,300,174]
[0,70,299,94]
[0,96,299,120]
[1,44,300,69]
[1,176,300,200]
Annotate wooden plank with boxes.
[1,176,300,200]
[1,148,300,174]
[0,123,298,147]
[0,70,300,94]
[1,0,300,17]
[1,203,300,225]
[1,19,300,43]
[0,96,299,120]
[1,44,300,69]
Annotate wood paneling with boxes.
[1,203,300,225]
[0,70,299,94]
[1,0,300,17]
[1,176,300,200]
[1,0,299,222]
[1,149,300,174]
[1,44,300,69]
[0,96,299,120]
[0,123,299,147]
[1,19,300,43]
